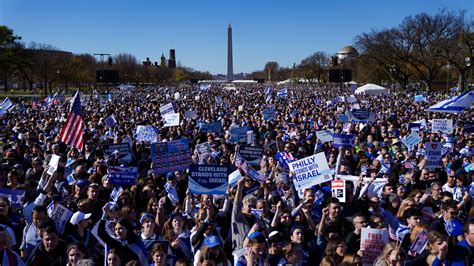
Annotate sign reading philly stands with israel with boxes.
[289,152,333,196]
[188,164,231,195]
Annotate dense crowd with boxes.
[0,82,472,266]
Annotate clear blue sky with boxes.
[1,0,472,74]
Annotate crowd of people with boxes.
[0,82,472,266]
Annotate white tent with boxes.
[354,84,388,96]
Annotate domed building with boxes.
[337,45,359,61]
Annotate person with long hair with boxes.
[66,242,89,266]
[98,206,148,265]
[163,213,192,264]
[373,242,405,266]
[149,242,168,266]
[106,249,121,266]
[320,239,346,265]
[340,253,362,266]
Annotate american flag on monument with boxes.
[59,91,84,150]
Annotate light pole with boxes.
[465,57,471,92]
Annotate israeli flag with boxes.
[200,84,211,91]
[0,98,14,112]
[264,86,272,95]
[277,87,288,98]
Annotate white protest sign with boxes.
[247,131,254,144]
[425,142,442,169]
[402,133,421,150]
[163,113,180,127]
[47,202,73,235]
[432,119,453,133]
[47,154,61,175]
[159,102,175,115]
[337,175,388,199]
[316,129,334,143]
[174,92,180,100]
[135,125,157,143]
[289,152,333,197]
[228,169,242,188]
[361,228,389,266]
[331,179,346,203]
[196,142,211,164]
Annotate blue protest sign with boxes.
[188,164,231,194]
[238,144,264,166]
[414,95,425,102]
[198,121,223,133]
[337,114,349,123]
[333,134,356,148]
[464,121,474,133]
[108,167,138,186]
[135,125,158,143]
[151,139,192,175]
[351,109,370,122]
[230,126,250,143]
[262,109,276,121]
[0,188,25,209]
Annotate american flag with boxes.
[59,91,83,150]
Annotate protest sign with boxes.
[188,164,231,195]
[289,152,333,197]
[47,154,60,175]
[262,109,276,121]
[432,119,453,133]
[238,145,264,166]
[337,114,349,123]
[102,143,133,164]
[198,121,223,133]
[196,142,211,164]
[414,95,425,102]
[184,110,197,120]
[463,121,474,133]
[47,202,73,235]
[409,230,428,256]
[408,122,421,132]
[331,180,346,203]
[104,115,117,128]
[333,134,356,148]
[316,129,334,143]
[228,169,243,188]
[360,228,389,266]
[247,131,254,144]
[151,139,192,175]
[230,126,250,143]
[159,102,175,115]
[0,189,25,209]
[135,125,158,143]
[337,175,388,199]
[351,109,370,122]
[275,152,295,171]
[402,133,421,150]
[425,142,442,169]
[163,113,180,127]
[108,167,138,186]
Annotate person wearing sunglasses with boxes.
[431,201,463,240]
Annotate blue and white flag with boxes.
[200,84,211,91]
[110,187,123,202]
[0,98,14,112]
[44,91,58,106]
[104,115,117,128]
[264,86,272,95]
[277,87,288,98]
[159,102,176,116]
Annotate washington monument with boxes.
[227,24,233,81]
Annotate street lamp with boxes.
[465,57,471,92]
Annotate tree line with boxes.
[0,9,472,92]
